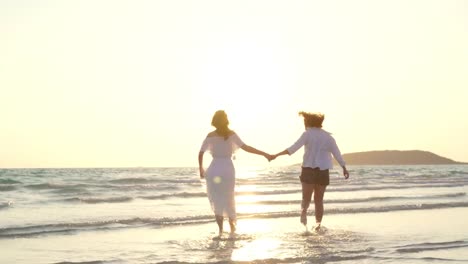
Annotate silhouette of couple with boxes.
[198,110,349,235]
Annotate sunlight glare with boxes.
[235,167,262,179]
[237,219,275,234]
[194,34,290,134]
[231,238,282,262]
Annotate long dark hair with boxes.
[211,110,231,140]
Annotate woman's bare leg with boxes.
[228,218,236,233]
[301,182,314,225]
[313,184,327,228]
[215,215,223,235]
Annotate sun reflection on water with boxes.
[231,238,282,262]
[235,167,262,179]
[233,219,281,261]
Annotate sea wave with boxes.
[140,189,305,199]
[109,177,199,185]
[0,201,13,210]
[142,184,467,200]
[66,196,134,204]
[54,261,105,264]
[395,240,468,253]
[0,185,16,191]
[60,192,207,204]
[0,178,22,184]
[153,256,371,264]
[449,170,468,175]
[25,182,182,193]
[3,201,468,239]
[375,172,407,177]
[241,192,467,205]
[25,183,90,190]
[235,201,468,220]
[61,191,465,205]
[16,178,468,197]
[329,183,467,192]
[72,187,466,204]
[140,192,205,200]
[0,216,213,238]
[108,177,153,184]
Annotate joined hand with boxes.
[266,154,276,162]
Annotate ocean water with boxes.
[1,165,468,263]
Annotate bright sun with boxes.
[193,32,294,130]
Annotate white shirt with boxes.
[287,127,346,170]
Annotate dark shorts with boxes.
[300,167,330,185]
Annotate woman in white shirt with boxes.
[199,110,272,235]
[273,111,349,230]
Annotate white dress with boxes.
[199,133,245,219]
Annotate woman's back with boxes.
[288,127,345,169]
[201,132,244,158]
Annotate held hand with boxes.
[343,168,349,180]
[265,153,276,162]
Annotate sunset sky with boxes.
[1,0,467,168]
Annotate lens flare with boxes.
[213,176,222,184]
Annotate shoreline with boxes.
[2,207,468,263]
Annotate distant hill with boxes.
[338,150,465,165]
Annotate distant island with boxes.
[336,150,466,165]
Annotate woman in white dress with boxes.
[198,110,272,235]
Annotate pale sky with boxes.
[1,0,467,168]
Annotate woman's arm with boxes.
[329,137,349,179]
[342,166,349,179]
[198,151,205,179]
[241,145,274,161]
[272,132,307,160]
[273,149,290,159]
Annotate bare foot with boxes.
[314,223,321,231]
[300,210,307,225]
